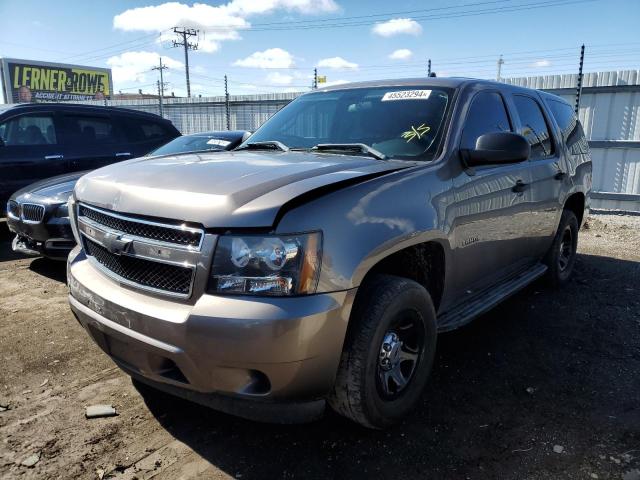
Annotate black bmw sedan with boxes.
[6,130,250,259]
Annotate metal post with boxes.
[428,59,431,77]
[575,44,585,115]
[496,55,504,82]
[225,75,230,130]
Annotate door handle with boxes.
[115,152,131,157]
[512,180,528,193]
[44,154,64,160]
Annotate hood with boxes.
[74,150,411,228]
[13,170,90,204]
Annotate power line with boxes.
[201,0,600,32]
[62,32,165,61]
[66,39,162,64]
[117,83,157,91]
[245,0,522,27]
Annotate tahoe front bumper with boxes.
[67,247,355,423]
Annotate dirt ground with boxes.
[0,215,638,480]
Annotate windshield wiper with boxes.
[311,143,387,160]
[236,140,289,152]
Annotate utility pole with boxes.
[224,75,230,130]
[152,57,168,117]
[172,27,198,98]
[427,58,431,77]
[496,54,504,82]
[313,68,318,89]
[156,81,164,117]
[575,44,585,114]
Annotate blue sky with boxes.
[0,0,639,98]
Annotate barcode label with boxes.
[381,90,432,101]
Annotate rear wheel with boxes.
[329,275,437,429]
[544,209,579,287]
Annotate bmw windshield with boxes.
[244,86,453,161]
[149,134,234,156]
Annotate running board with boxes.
[437,263,548,332]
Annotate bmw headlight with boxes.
[209,232,322,296]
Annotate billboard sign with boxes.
[0,58,112,103]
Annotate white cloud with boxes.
[372,18,422,37]
[389,49,412,60]
[233,48,294,68]
[114,1,339,53]
[317,56,358,70]
[319,79,349,88]
[266,72,294,85]
[533,59,551,67]
[107,51,183,84]
[114,3,249,34]
[224,0,339,15]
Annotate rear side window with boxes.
[547,99,590,155]
[0,114,57,145]
[65,115,122,144]
[513,95,554,160]
[460,92,511,150]
[123,117,174,143]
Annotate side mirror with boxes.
[241,131,252,142]
[461,131,530,167]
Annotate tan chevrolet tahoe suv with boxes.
[67,78,591,428]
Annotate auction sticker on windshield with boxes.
[207,139,231,147]
[381,90,432,101]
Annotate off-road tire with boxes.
[544,209,579,287]
[328,274,437,429]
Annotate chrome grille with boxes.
[84,237,193,295]
[7,200,20,219]
[22,203,45,223]
[79,204,202,248]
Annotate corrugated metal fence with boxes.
[88,70,640,212]
[86,92,302,134]
[504,70,640,212]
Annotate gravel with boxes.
[0,214,638,479]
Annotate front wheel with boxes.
[329,275,437,429]
[544,209,579,287]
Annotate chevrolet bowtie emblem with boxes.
[103,232,133,255]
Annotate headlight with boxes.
[7,200,20,219]
[208,232,322,296]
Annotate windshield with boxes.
[149,135,233,156]
[246,86,453,160]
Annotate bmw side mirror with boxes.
[461,131,530,167]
